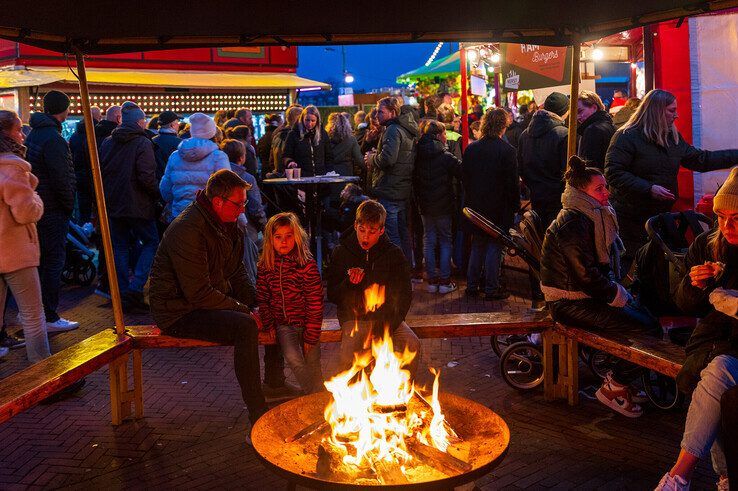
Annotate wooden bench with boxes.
[0,330,132,425]
[543,322,687,406]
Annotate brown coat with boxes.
[0,153,43,273]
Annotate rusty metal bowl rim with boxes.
[251,391,510,490]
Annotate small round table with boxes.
[263,175,360,270]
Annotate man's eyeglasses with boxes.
[221,196,248,209]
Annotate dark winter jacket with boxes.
[674,230,738,394]
[326,230,412,332]
[331,135,363,178]
[605,127,738,223]
[505,120,524,149]
[25,112,75,215]
[68,120,93,200]
[540,209,620,303]
[282,126,334,177]
[99,122,159,220]
[577,110,616,169]
[517,110,569,211]
[151,129,182,180]
[268,125,291,176]
[257,127,276,174]
[256,254,323,345]
[229,162,267,232]
[149,191,256,330]
[612,106,636,129]
[369,112,419,202]
[462,136,520,231]
[413,134,461,217]
[94,119,118,148]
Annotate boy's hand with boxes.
[348,267,365,285]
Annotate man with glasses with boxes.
[149,169,268,427]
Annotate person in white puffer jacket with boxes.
[160,113,229,223]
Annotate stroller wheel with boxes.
[490,334,529,357]
[499,341,544,390]
[588,349,619,379]
[642,370,683,410]
[61,267,76,284]
[75,261,97,286]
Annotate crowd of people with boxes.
[0,84,736,489]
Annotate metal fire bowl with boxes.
[252,391,509,490]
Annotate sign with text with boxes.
[501,43,572,91]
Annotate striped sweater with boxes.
[256,253,324,344]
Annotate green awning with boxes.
[397,52,466,84]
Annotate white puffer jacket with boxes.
[0,153,44,273]
[159,138,230,222]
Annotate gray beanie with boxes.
[121,101,146,124]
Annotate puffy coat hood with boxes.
[29,112,61,131]
[394,111,420,139]
[178,138,219,162]
[416,134,445,157]
[111,122,150,143]
[528,110,565,138]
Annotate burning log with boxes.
[374,460,410,485]
[413,389,463,443]
[406,439,472,475]
[372,403,407,414]
[316,444,374,482]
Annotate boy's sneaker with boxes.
[0,331,25,349]
[438,281,458,294]
[595,372,643,418]
[485,288,510,301]
[426,278,439,293]
[654,473,690,491]
[46,318,80,333]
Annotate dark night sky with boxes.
[296,43,459,91]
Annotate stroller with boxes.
[61,221,97,286]
[462,207,548,390]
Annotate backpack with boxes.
[634,211,712,315]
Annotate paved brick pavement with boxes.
[0,256,718,490]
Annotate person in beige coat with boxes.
[0,110,51,362]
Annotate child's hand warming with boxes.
[348,267,365,285]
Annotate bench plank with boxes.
[0,330,132,425]
[554,323,685,378]
[128,312,552,349]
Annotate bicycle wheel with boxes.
[642,370,683,411]
[588,349,619,379]
[490,334,529,357]
[499,341,544,390]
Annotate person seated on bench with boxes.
[148,169,268,425]
[326,199,420,377]
[656,169,738,491]
[540,156,660,418]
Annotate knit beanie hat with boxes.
[189,113,217,139]
[121,101,146,124]
[43,90,71,115]
[713,167,738,212]
[544,92,569,117]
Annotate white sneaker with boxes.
[438,282,458,294]
[426,282,439,293]
[46,318,80,332]
[717,476,729,491]
[654,473,689,491]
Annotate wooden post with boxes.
[493,71,501,107]
[566,41,581,160]
[74,49,132,425]
[459,44,469,151]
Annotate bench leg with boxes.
[543,329,579,405]
[109,351,145,425]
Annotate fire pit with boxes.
[251,327,509,489]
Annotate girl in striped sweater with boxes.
[256,212,324,394]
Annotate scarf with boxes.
[561,184,624,275]
[0,135,26,158]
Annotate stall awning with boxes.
[397,52,465,84]
[0,66,330,90]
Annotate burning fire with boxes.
[320,285,456,483]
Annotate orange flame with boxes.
[364,283,386,313]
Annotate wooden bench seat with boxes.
[543,322,686,405]
[0,330,132,425]
[126,311,553,349]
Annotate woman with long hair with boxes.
[541,156,661,417]
[326,112,362,179]
[605,89,738,276]
[655,168,738,490]
[0,110,51,363]
[576,90,615,169]
[282,105,334,177]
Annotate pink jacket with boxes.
[0,152,44,273]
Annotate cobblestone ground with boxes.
[0,257,717,490]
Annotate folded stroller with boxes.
[62,221,97,286]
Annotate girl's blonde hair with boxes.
[326,112,352,142]
[297,105,322,145]
[258,212,312,270]
[621,89,678,147]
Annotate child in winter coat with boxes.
[256,212,324,394]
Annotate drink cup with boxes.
[293,168,301,179]
[286,168,294,180]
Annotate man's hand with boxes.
[650,185,675,201]
[364,150,376,169]
[348,267,365,285]
[689,262,721,288]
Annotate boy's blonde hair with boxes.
[259,212,312,270]
[355,200,386,227]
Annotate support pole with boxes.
[643,25,655,93]
[493,71,501,107]
[566,42,581,160]
[74,50,125,334]
[459,45,469,151]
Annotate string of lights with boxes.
[424,42,444,66]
